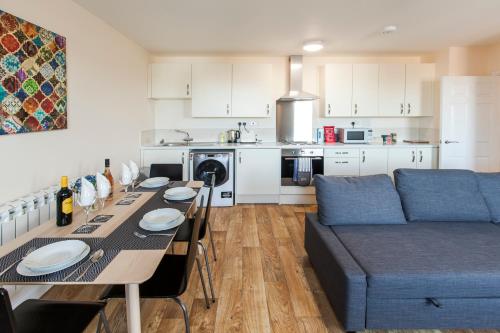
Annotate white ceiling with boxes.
[74,0,500,55]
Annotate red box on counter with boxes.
[323,126,336,143]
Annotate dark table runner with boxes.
[104,184,198,250]
[0,238,119,283]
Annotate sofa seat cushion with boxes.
[314,174,407,225]
[477,172,500,223]
[332,222,500,298]
[394,169,491,222]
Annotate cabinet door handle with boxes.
[181,152,185,165]
[238,152,242,164]
[419,150,423,163]
[354,104,358,115]
[400,103,404,115]
[266,104,270,115]
[226,104,230,115]
[412,151,416,163]
[186,84,190,96]
[328,104,331,115]
[407,103,411,114]
[362,151,366,163]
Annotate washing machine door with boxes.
[194,158,228,187]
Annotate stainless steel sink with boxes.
[160,142,186,147]
[159,142,219,147]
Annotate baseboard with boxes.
[236,194,280,204]
[280,195,317,205]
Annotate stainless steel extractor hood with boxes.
[276,56,318,143]
[278,55,319,101]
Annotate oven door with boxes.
[281,156,324,186]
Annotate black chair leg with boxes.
[198,241,216,303]
[97,309,111,333]
[196,257,210,309]
[172,297,190,333]
[207,221,217,261]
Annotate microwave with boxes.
[339,128,373,144]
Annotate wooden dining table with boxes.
[0,180,204,333]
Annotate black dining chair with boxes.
[0,288,110,333]
[149,164,183,180]
[100,196,207,333]
[173,174,216,305]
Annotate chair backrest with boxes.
[0,288,16,333]
[180,195,205,294]
[199,174,215,240]
[150,164,183,180]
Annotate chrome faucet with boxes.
[175,129,193,143]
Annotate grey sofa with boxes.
[305,169,500,331]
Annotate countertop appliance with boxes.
[226,130,240,143]
[281,148,324,187]
[339,128,373,144]
[190,150,234,207]
[276,55,319,144]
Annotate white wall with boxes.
[150,55,436,143]
[0,0,152,203]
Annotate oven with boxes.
[281,148,324,187]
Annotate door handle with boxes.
[266,104,270,115]
[412,151,416,163]
[362,151,366,163]
[444,140,459,144]
[354,104,358,115]
[226,104,230,115]
[238,152,242,164]
[407,103,411,114]
[328,104,331,115]
[400,103,404,115]
[186,84,190,96]
[181,153,185,164]
[419,151,423,163]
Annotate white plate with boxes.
[17,245,90,276]
[164,187,193,197]
[139,215,185,231]
[163,191,197,201]
[140,177,169,188]
[22,240,90,273]
[143,208,181,225]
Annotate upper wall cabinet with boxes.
[404,63,435,117]
[191,63,233,117]
[379,63,406,117]
[352,64,379,117]
[150,63,191,99]
[324,64,353,117]
[232,63,273,118]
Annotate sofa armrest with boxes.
[304,213,367,331]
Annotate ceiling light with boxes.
[303,41,324,52]
[382,25,398,35]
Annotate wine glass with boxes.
[78,192,96,231]
[120,177,132,193]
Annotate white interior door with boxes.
[440,76,499,171]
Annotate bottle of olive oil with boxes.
[56,176,73,226]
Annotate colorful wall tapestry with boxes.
[0,10,67,135]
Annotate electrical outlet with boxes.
[248,121,257,126]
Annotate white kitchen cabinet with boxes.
[192,63,232,117]
[388,147,438,175]
[379,64,406,117]
[150,63,191,99]
[405,63,435,117]
[352,64,379,117]
[324,158,360,176]
[236,149,280,202]
[360,148,388,176]
[324,64,353,117]
[141,149,189,180]
[232,63,273,118]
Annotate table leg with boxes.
[126,283,141,333]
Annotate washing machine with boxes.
[189,150,234,207]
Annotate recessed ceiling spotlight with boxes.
[382,25,398,35]
[303,40,324,52]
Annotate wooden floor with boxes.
[45,204,342,332]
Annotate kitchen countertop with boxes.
[141,142,439,149]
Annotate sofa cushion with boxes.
[477,173,500,223]
[314,174,407,225]
[332,222,500,298]
[394,169,491,222]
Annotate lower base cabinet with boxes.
[360,148,388,176]
[388,147,438,175]
[236,148,281,203]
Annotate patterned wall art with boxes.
[0,10,67,135]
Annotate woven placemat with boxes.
[72,224,100,235]
[0,238,119,283]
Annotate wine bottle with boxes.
[104,158,114,200]
[56,176,73,226]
